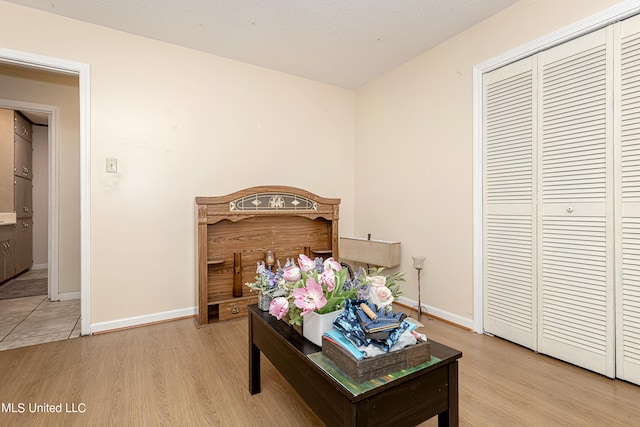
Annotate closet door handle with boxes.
[567,207,574,213]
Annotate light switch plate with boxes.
[106,158,118,173]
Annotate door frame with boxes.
[0,47,91,335]
[472,1,640,334]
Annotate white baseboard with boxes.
[88,301,473,335]
[58,291,80,301]
[91,306,197,334]
[396,296,474,330]
[31,263,48,270]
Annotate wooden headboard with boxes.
[195,186,340,325]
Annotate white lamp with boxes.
[412,256,427,321]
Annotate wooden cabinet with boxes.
[14,219,32,274]
[0,109,33,279]
[14,177,32,218]
[13,112,32,142]
[0,110,15,214]
[196,186,340,326]
[0,225,15,282]
[14,134,33,180]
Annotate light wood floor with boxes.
[0,312,638,426]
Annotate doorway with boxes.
[0,99,60,300]
[0,48,91,336]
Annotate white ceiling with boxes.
[20,110,47,125]
[5,0,518,89]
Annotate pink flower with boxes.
[283,265,301,282]
[298,254,316,273]
[319,268,336,291]
[293,277,327,315]
[269,297,289,320]
[323,257,342,272]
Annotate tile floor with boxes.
[0,269,80,351]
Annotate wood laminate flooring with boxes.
[0,309,638,426]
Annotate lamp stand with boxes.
[417,268,423,322]
[412,256,428,322]
[418,269,431,322]
[416,269,429,321]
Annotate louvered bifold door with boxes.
[616,15,640,386]
[538,27,615,377]
[483,57,537,350]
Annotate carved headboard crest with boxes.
[196,185,339,224]
[229,192,317,212]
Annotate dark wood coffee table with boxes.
[248,305,462,426]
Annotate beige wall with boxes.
[0,0,627,328]
[0,64,80,293]
[355,0,625,323]
[0,1,355,325]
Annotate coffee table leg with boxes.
[249,313,261,394]
[438,361,459,426]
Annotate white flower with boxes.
[368,275,394,307]
[368,275,387,288]
[372,285,394,307]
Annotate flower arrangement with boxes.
[246,254,404,327]
[244,261,283,296]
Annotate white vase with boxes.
[302,308,345,346]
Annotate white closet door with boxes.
[538,28,615,377]
[616,15,640,386]
[483,57,537,349]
